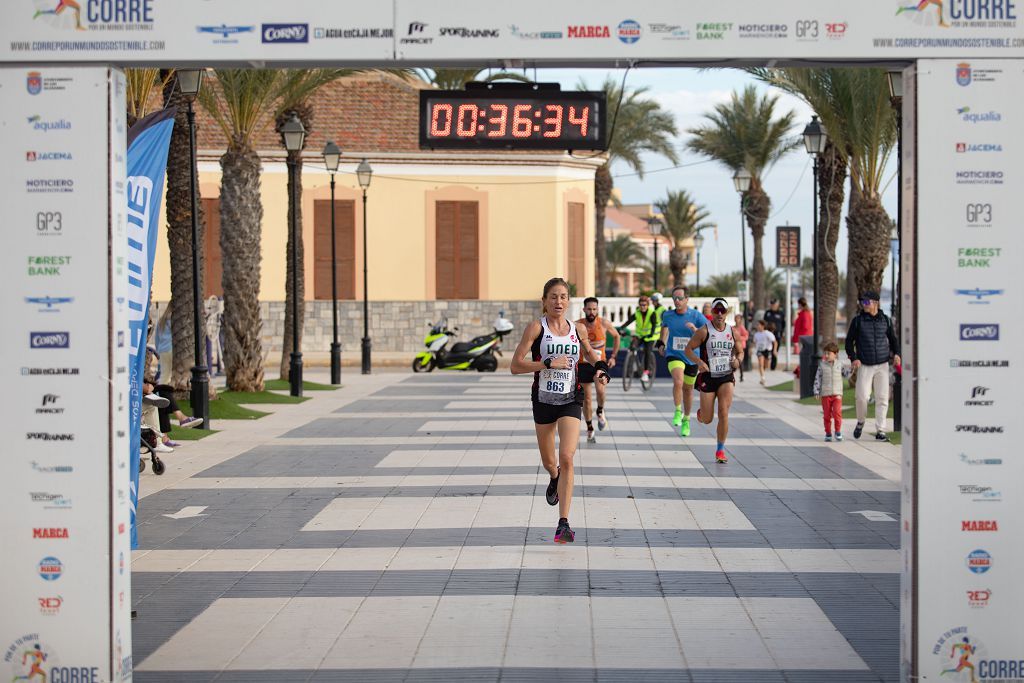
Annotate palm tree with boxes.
[585,77,679,294]
[605,234,646,296]
[199,69,290,392]
[273,69,355,381]
[655,190,713,288]
[686,85,799,310]
[763,267,787,305]
[640,261,671,293]
[125,68,169,127]
[415,68,529,89]
[707,271,743,298]
[750,68,894,340]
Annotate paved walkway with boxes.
[131,368,901,682]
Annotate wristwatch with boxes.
[543,357,552,369]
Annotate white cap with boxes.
[651,292,663,302]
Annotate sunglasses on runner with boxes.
[712,306,728,313]
[860,298,874,306]
[672,295,686,300]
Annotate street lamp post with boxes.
[801,115,828,399]
[322,141,342,385]
[356,159,373,374]
[176,69,209,429]
[732,168,753,371]
[280,114,307,397]
[646,216,662,292]
[887,68,904,433]
[693,231,706,291]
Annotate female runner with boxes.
[511,277,608,543]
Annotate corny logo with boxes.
[959,324,999,341]
[30,332,70,349]
[262,23,308,43]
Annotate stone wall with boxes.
[259,300,540,355]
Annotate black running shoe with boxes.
[554,520,575,543]
[546,471,559,506]
[853,422,864,439]
[875,431,889,442]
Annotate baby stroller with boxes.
[140,426,167,475]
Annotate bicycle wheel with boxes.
[622,352,635,392]
[640,348,656,391]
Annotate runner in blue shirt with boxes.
[656,286,708,436]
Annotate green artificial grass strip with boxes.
[767,380,793,392]
[178,397,269,420]
[165,427,218,440]
[264,379,340,392]
[219,390,310,405]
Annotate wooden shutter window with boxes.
[313,199,355,300]
[435,200,479,300]
[568,202,585,292]
[201,197,223,298]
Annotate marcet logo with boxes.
[30,331,70,349]
[959,324,999,341]
[262,23,308,43]
[400,22,432,44]
[965,385,993,407]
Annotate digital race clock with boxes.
[419,83,607,151]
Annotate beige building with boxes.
[150,73,601,307]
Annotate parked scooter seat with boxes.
[450,334,492,354]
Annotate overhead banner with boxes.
[0,66,132,683]
[905,59,1023,682]
[0,0,1020,64]
[126,107,175,550]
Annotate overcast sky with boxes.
[535,66,900,297]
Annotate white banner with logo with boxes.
[905,59,1023,682]
[0,0,1021,64]
[0,66,132,682]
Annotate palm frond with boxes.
[125,68,173,122]
[198,69,286,146]
[655,189,713,249]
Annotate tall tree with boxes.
[655,189,713,288]
[707,271,743,298]
[584,77,679,294]
[605,234,646,296]
[415,68,529,89]
[199,69,289,392]
[686,85,799,310]
[273,69,355,381]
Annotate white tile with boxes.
[836,549,901,574]
[131,549,210,572]
[712,548,787,573]
[504,596,594,667]
[651,547,720,573]
[413,596,516,667]
[320,596,440,668]
[741,597,869,669]
[190,549,274,572]
[229,597,362,669]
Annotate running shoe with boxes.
[554,520,575,543]
[178,416,204,429]
[835,433,844,442]
[680,416,691,437]
[715,450,728,463]
[586,428,596,444]
[875,431,890,442]
[597,409,607,431]
[672,409,683,427]
[824,434,832,442]
[545,472,559,506]
[853,422,865,439]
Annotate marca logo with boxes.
[30,331,70,349]
[617,19,642,43]
[955,424,1003,433]
[27,432,75,441]
[27,115,72,132]
[957,107,1002,123]
[966,589,991,608]
[961,520,998,531]
[955,170,1004,185]
[950,360,1009,368]
[956,142,1003,152]
[960,324,999,341]
[38,556,63,580]
[966,549,991,573]
[568,25,610,38]
[39,595,63,615]
[33,527,69,539]
[954,288,1003,303]
[959,453,1002,465]
[262,23,308,43]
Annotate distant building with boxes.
[604,200,696,295]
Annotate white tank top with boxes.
[533,316,581,405]
[702,322,735,378]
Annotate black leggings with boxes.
[154,383,180,433]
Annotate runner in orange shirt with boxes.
[577,297,620,444]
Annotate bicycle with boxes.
[622,336,656,392]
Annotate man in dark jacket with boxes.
[763,299,786,370]
[845,290,901,441]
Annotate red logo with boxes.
[967,589,991,607]
[826,22,847,38]
[957,142,967,152]
[118,523,125,535]
[39,595,63,615]
[962,520,998,531]
[567,25,610,38]
[33,527,68,539]
[26,151,38,161]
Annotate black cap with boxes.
[861,290,880,301]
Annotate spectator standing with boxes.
[844,290,900,441]
[763,299,786,370]
[813,341,845,442]
[792,297,813,355]
[732,314,749,382]
[701,301,713,322]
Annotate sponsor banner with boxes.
[0,1,1020,63]
[0,66,129,681]
[909,60,1022,681]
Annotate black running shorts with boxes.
[696,372,736,394]
[532,401,582,424]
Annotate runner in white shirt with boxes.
[685,298,743,464]
[752,319,777,385]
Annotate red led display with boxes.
[419,89,606,150]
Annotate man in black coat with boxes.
[763,299,786,370]
[844,290,901,441]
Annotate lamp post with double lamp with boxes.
[356,159,373,374]
[176,68,209,429]
[646,216,662,292]
[887,68,904,433]
[693,230,706,291]
[732,168,753,371]
[280,114,306,397]
[322,141,342,385]
[801,115,828,398]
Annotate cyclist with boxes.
[577,296,620,443]
[511,277,608,544]
[685,297,743,463]
[651,291,667,323]
[656,286,707,436]
[619,294,661,381]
